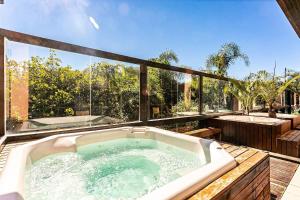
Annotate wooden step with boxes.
[184,127,221,140]
[277,130,300,157]
[296,124,300,130]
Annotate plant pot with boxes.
[75,110,90,116]
[268,110,277,118]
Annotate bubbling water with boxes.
[25,138,205,200]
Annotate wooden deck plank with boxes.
[189,149,268,200]
[221,143,232,149]
[235,148,258,164]
[232,166,270,200]
[270,157,299,200]
[230,147,248,158]
[225,145,240,153]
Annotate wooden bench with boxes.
[184,127,222,140]
[276,130,300,157]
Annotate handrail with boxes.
[0,28,229,81]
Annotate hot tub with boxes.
[0,127,236,200]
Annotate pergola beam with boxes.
[277,0,300,38]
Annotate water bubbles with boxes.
[25,138,205,200]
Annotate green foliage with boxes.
[28,50,88,118]
[6,46,238,125]
[224,76,259,115]
[203,77,219,108]
[206,42,249,76]
[255,70,300,111]
[286,69,300,94]
[65,108,74,116]
[7,49,140,122]
[203,77,232,112]
[148,50,181,117]
[172,100,198,113]
[149,49,178,65]
[89,62,139,121]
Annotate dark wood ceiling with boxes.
[277,0,300,38]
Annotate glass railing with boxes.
[5,40,140,133]
[202,77,233,114]
[0,29,234,135]
[148,67,199,119]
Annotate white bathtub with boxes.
[0,127,236,200]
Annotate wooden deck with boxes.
[270,157,299,200]
[0,140,298,199]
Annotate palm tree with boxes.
[224,76,259,115]
[255,70,300,118]
[150,49,179,65]
[286,69,300,94]
[148,50,179,117]
[206,42,250,76]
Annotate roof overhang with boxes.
[277,0,300,38]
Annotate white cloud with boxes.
[89,16,100,30]
[33,0,91,35]
[118,2,129,16]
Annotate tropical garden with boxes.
[5,42,300,133]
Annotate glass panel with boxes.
[202,77,232,113]
[218,79,233,112]
[89,58,139,126]
[148,67,199,119]
[5,41,140,134]
[155,120,200,133]
[148,68,177,119]
[175,73,199,117]
[5,40,92,133]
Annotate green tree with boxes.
[89,62,139,122]
[206,42,250,76]
[255,70,300,118]
[224,75,259,115]
[148,50,179,118]
[28,49,89,118]
[286,69,300,94]
[204,43,249,112]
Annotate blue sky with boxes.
[0,0,299,79]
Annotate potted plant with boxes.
[255,70,300,118]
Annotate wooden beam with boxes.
[139,65,148,122]
[277,0,300,38]
[0,36,4,136]
[199,75,203,114]
[0,28,229,81]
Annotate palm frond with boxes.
[278,74,300,94]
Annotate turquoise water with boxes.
[25,138,205,200]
